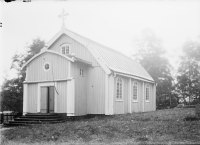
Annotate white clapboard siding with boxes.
[27,52,69,81]
[27,83,38,113]
[48,34,99,67]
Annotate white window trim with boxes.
[145,84,150,102]
[43,62,51,72]
[60,43,71,55]
[116,77,123,101]
[132,81,138,102]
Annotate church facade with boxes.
[22,28,156,116]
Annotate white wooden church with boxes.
[22,11,156,116]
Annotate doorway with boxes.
[40,86,54,113]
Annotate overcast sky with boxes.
[0,0,200,88]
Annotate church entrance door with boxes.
[40,86,54,113]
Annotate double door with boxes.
[40,86,54,113]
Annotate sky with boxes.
[0,0,200,88]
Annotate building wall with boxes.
[131,80,143,112]
[113,75,156,114]
[27,83,38,113]
[48,34,99,67]
[114,75,129,114]
[144,83,155,112]
[71,62,88,116]
[27,52,69,82]
[48,34,107,115]
[87,67,106,114]
[56,81,68,113]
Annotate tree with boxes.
[176,39,200,104]
[0,38,45,112]
[133,29,174,109]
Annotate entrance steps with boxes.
[3,113,65,126]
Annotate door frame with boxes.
[37,82,57,113]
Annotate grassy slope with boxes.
[1,108,200,144]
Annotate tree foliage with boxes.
[176,39,200,104]
[133,29,175,109]
[1,38,45,112]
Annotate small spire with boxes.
[58,9,69,29]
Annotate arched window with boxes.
[60,43,71,55]
[146,84,150,101]
[133,81,138,101]
[116,77,123,100]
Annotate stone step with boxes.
[25,113,59,116]
[19,116,60,119]
[3,113,65,126]
[3,121,64,126]
[14,118,63,122]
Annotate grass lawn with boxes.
[1,108,200,144]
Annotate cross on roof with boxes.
[58,9,69,29]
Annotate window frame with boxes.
[60,43,71,55]
[80,68,84,77]
[116,77,123,101]
[145,84,150,102]
[132,81,138,102]
[43,62,51,72]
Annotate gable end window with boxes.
[145,84,150,102]
[133,81,138,102]
[116,77,123,101]
[60,44,71,55]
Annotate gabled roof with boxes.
[46,28,154,82]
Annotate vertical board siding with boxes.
[144,83,154,112]
[71,62,87,116]
[48,34,99,67]
[27,53,68,82]
[56,81,68,113]
[132,80,142,112]
[113,76,155,114]
[114,75,129,114]
[27,84,38,113]
[87,67,105,114]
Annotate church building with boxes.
[22,11,156,116]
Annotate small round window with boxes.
[43,62,50,71]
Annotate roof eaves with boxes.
[115,72,155,83]
[109,66,154,82]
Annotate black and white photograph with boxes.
[0,0,200,144]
